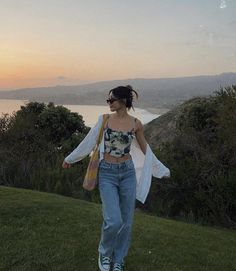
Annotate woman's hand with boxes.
[62,160,71,169]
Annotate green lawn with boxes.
[0,185,235,271]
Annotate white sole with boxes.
[98,254,111,271]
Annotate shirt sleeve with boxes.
[64,114,103,164]
[152,151,171,178]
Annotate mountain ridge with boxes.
[0,72,236,110]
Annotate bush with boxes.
[143,86,236,228]
[0,102,89,199]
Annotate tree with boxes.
[144,86,236,228]
[0,102,89,198]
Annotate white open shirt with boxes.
[65,114,171,204]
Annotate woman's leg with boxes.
[98,161,122,257]
[112,160,137,264]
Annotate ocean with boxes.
[0,99,160,127]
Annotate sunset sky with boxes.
[0,0,236,90]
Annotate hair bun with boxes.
[108,85,138,111]
[125,85,133,91]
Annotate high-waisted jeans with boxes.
[98,158,137,264]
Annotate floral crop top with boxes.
[104,116,137,158]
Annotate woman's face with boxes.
[107,93,126,112]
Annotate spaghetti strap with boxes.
[105,115,136,133]
[131,117,137,133]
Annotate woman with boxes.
[62,85,170,271]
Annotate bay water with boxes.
[0,99,160,127]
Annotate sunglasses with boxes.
[106,98,119,104]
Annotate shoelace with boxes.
[113,263,123,271]
[102,255,111,266]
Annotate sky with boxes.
[0,0,236,90]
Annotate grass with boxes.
[0,185,235,271]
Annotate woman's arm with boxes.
[135,119,147,155]
[62,114,103,166]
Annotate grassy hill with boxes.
[0,186,235,271]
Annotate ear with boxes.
[120,98,127,105]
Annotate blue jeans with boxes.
[98,158,137,264]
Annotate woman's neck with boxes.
[115,108,128,118]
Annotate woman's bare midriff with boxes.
[103,152,132,164]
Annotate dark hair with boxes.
[108,85,139,111]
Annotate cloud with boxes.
[220,0,227,9]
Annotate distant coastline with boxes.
[0,97,170,117]
[0,99,161,127]
[145,107,170,115]
[0,73,235,114]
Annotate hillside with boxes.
[144,95,202,148]
[0,73,236,110]
[0,185,235,271]
[144,103,180,148]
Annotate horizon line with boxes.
[0,71,235,92]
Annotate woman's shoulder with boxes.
[132,116,143,132]
[100,113,111,118]
[130,115,142,125]
[102,114,111,121]
[96,114,110,125]
[97,113,109,120]
[95,114,107,126]
[127,115,142,133]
